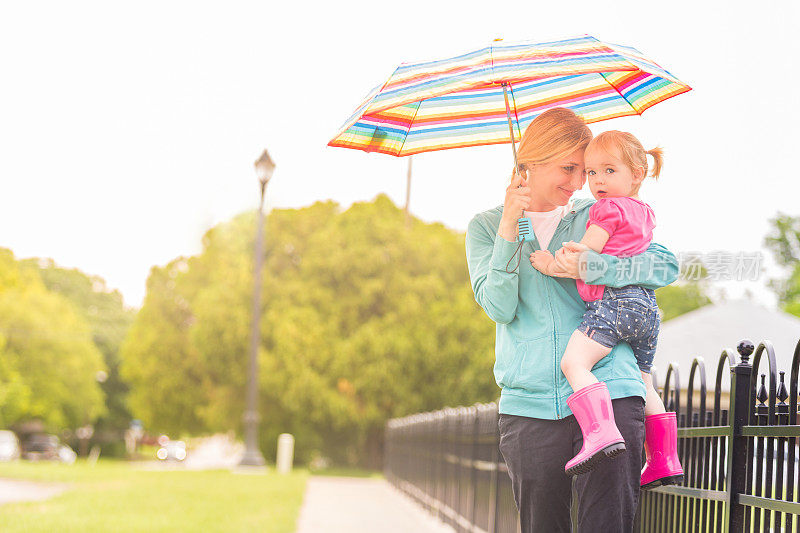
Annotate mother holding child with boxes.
[465,107,685,532]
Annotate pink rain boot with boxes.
[641,412,684,489]
[565,382,627,476]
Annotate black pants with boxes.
[498,396,645,532]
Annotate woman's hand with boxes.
[552,241,591,279]
[498,171,530,242]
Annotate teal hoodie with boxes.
[465,198,679,420]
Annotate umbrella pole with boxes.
[502,82,532,249]
[501,82,520,177]
[404,156,412,228]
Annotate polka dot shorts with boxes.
[577,285,660,373]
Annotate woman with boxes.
[465,107,679,532]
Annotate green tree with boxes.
[23,259,136,452]
[655,258,712,322]
[0,249,106,429]
[656,282,713,322]
[119,259,208,435]
[764,213,800,317]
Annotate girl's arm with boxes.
[550,199,677,288]
[532,224,609,276]
[578,224,611,253]
[465,215,520,324]
[554,241,679,289]
[583,242,679,289]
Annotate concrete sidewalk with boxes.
[0,478,69,505]
[296,476,455,533]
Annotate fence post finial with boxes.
[737,339,754,364]
[757,374,768,406]
[778,371,789,405]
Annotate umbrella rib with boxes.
[397,100,423,157]
[507,83,522,140]
[585,34,647,116]
[598,71,642,116]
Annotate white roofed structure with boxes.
[651,300,800,393]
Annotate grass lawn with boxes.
[0,459,308,532]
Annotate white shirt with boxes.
[524,199,574,251]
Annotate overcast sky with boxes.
[1,0,798,308]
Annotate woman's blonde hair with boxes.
[587,130,664,183]
[515,107,593,175]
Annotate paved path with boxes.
[0,478,69,505]
[296,476,455,533]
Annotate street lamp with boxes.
[239,149,275,467]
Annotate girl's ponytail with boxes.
[646,147,664,180]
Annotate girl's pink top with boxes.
[576,197,656,302]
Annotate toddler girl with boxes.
[531,130,684,488]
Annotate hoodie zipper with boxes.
[541,277,559,417]
[547,208,578,419]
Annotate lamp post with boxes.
[239,149,275,467]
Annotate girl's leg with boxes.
[561,330,613,392]
[642,371,667,416]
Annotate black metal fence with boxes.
[385,402,518,533]
[384,338,800,532]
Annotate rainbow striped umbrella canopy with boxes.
[328,36,690,157]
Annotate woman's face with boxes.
[523,148,586,211]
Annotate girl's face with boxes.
[523,148,586,211]
[584,144,644,199]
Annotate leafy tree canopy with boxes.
[0,249,106,429]
[21,259,136,438]
[764,213,800,317]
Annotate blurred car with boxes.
[157,440,186,462]
[0,430,21,461]
[23,434,60,461]
[22,433,76,463]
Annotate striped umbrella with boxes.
[328,35,690,160]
